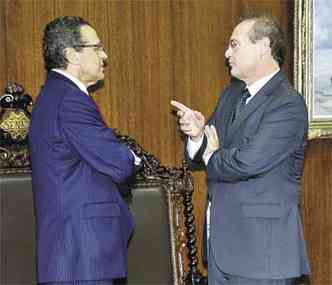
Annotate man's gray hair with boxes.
[242,16,286,66]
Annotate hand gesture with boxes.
[171,100,205,141]
[204,125,219,154]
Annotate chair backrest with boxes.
[0,171,36,285]
[127,184,173,284]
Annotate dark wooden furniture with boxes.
[0,134,206,285]
[0,171,35,285]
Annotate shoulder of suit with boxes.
[275,79,303,100]
[268,80,307,112]
[47,71,89,98]
[45,76,96,113]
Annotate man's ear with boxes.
[260,37,271,55]
[64,47,80,64]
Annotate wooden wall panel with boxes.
[0,3,5,282]
[104,1,176,164]
[302,140,332,285]
[4,0,54,94]
[0,0,7,88]
[3,0,320,279]
[6,0,38,93]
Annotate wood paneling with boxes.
[0,0,7,87]
[0,3,7,282]
[4,1,327,282]
[302,140,332,285]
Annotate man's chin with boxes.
[99,72,105,81]
[230,69,239,78]
[87,80,104,93]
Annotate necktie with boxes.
[233,88,251,122]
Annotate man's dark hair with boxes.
[43,16,90,71]
[242,16,286,67]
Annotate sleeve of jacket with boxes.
[206,93,308,182]
[59,91,134,183]
[184,135,208,171]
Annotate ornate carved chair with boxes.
[0,82,206,285]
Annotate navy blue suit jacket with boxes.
[29,71,135,283]
[188,71,310,279]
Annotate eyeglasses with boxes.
[73,43,105,53]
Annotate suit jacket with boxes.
[188,71,310,279]
[29,71,135,283]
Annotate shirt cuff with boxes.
[203,151,214,165]
[129,150,142,166]
[187,135,204,159]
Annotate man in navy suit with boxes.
[29,16,140,285]
[172,16,310,284]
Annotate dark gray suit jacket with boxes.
[188,71,310,279]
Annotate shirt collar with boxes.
[246,68,280,97]
[52,69,89,95]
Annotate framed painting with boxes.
[294,0,332,139]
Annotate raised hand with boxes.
[204,125,219,154]
[171,100,205,141]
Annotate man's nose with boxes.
[100,50,108,60]
[225,47,231,58]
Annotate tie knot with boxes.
[241,88,251,102]
[232,88,250,123]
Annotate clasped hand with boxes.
[171,100,219,153]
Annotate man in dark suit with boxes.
[171,16,310,284]
[29,16,140,285]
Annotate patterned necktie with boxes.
[233,88,251,122]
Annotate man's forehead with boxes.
[230,20,254,41]
[80,25,100,42]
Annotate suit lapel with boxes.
[214,83,243,147]
[227,71,286,139]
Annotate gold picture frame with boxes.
[294,0,332,139]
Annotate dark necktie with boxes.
[233,88,251,122]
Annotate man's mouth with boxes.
[102,61,108,68]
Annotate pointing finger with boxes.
[171,100,193,112]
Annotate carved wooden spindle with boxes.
[182,163,207,285]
